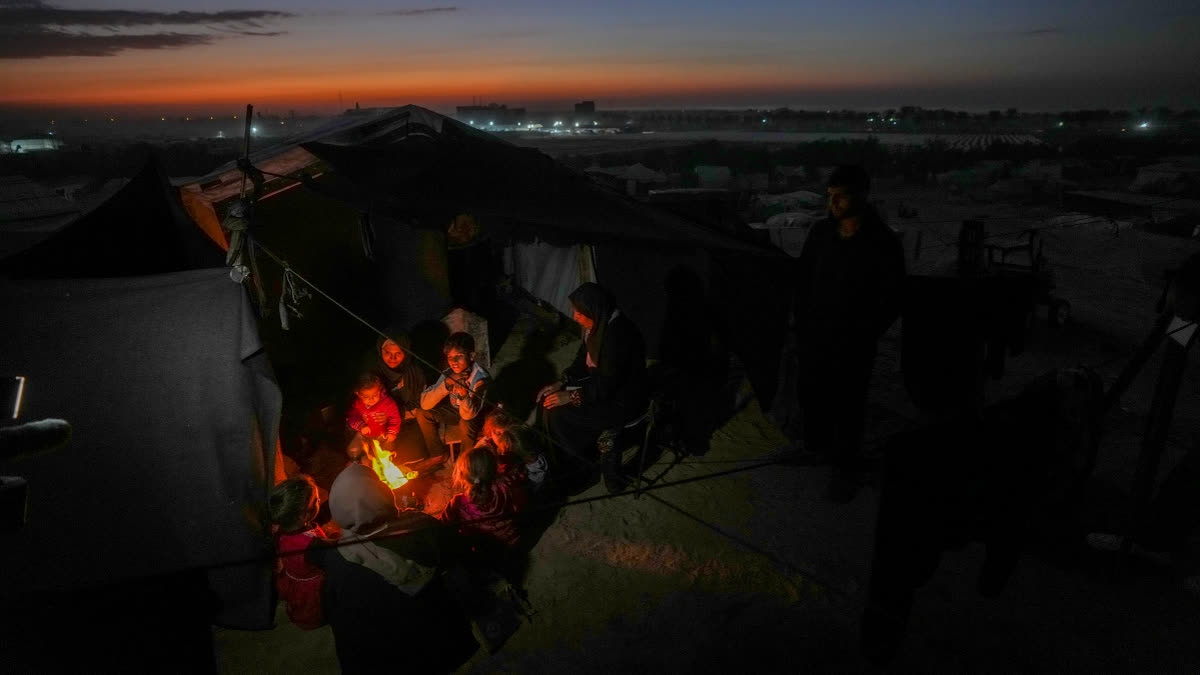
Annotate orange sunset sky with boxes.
[1,0,1197,114]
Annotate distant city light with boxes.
[233,115,238,119]
[761,118,767,123]
[592,121,598,125]
[1139,122,1149,128]
[251,126,258,133]
[1057,121,1064,127]
[469,120,475,125]
[574,122,579,127]
[161,117,166,121]
[489,121,493,126]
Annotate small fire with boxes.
[363,439,418,489]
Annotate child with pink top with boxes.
[268,475,331,630]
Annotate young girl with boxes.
[441,445,528,560]
[481,409,548,491]
[269,475,330,630]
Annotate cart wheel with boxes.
[1050,299,1071,327]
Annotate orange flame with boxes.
[363,439,417,489]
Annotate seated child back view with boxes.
[269,475,330,630]
[345,372,401,463]
[441,444,528,564]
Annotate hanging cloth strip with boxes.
[220,199,268,314]
[278,265,310,331]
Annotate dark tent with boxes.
[0,158,280,670]
[291,107,794,410]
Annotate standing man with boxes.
[793,165,906,502]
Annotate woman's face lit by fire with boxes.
[570,302,596,333]
[380,340,405,369]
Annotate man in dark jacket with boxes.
[793,165,905,502]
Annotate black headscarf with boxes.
[370,327,426,410]
[568,282,617,368]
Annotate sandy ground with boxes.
[214,188,1200,673]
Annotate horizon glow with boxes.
[1,0,1197,115]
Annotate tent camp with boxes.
[0,157,280,670]
[176,105,794,418]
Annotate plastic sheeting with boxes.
[504,240,596,317]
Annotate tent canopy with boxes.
[0,156,225,278]
[1,158,279,641]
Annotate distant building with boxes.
[574,101,596,116]
[1,137,64,153]
[454,104,526,127]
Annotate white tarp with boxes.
[504,240,597,316]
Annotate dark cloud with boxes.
[1025,27,1064,36]
[378,6,458,17]
[0,0,292,58]
[0,28,213,58]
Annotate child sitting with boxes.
[345,372,401,463]
[269,475,331,630]
[441,444,528,563]
[480,410,548,492]
[418,332,491,458]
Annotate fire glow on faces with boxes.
[381,340,405,369]
[570,303,595,332]
[357,384,383,408]
[446,348,471,375]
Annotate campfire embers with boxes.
[362,439,417,489]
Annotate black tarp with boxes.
[0,158,279,669]
[0,156,225,278]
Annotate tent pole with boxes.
[240,104,253,198]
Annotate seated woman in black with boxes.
[537,282,648,491]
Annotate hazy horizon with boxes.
[1,1,1196,117]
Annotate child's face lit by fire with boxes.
[357,384,383,408]
[380,340,405,369]
[446,348,472,375]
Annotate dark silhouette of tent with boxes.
[1,157,279,671]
